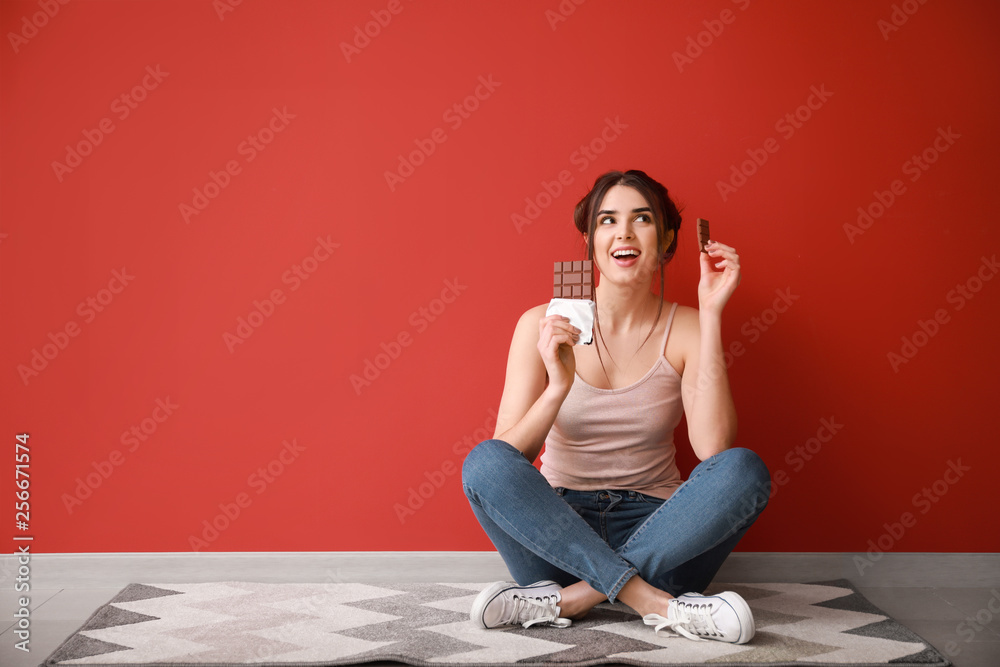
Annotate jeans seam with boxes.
[607,566,639,603]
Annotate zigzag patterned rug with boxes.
[42,579,949,666]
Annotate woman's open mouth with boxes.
[612,248,640,267]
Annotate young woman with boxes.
[461,169,771,644]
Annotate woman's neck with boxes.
[594,283,658,336]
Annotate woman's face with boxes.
[587,185,670,288]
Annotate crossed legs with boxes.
[462,439,770,618]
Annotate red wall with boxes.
[2,0,998,555]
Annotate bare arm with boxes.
[680,309,737,460]
[680,238,743,460]
[493,305,580,463]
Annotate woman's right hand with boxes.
[537,314,579,394]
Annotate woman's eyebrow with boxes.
[597,207,652,216]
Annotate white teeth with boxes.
[613,249,639,258]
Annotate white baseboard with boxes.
[2,552,996,589]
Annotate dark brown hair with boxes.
[572,169,684,381]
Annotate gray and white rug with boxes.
[42,579,949,666]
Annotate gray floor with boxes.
[1,553,997,667]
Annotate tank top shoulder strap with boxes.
[660,301,679,355]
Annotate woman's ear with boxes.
[662,229,675,250]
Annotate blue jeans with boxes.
[462,439,770,603]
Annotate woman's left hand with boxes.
[698,240,741,317]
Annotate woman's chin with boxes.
[601,275,654,291]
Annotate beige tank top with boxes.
[540,301,684,500]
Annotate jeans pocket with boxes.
[635,491,665,505]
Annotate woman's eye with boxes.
[599,217,615,225]
[635,214,650,223]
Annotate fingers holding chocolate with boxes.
[707,242,740,271]
[537,314,579,390]
[540,315,580,345]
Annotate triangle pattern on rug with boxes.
[40,579,949,666]
[44,634,134,663]
[713,582,937,664]
[110,583,185,605]
[81,605,161,632]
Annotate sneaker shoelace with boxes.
[643,600,722,641]
[505,593,572,628]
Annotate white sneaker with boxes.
[470,580,572,629]
[643,591,755,644]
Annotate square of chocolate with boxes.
[697,218,710,253]
[553,260,593,299]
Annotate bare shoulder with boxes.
[504,303,552,354]
[664,302,701,376]
[669,303,700,332]
[523,302,551,320]
[514,303,551,335]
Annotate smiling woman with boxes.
[461,169,771,645]
[574,171,682,384]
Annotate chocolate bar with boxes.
[548,260,595,345]
[553,260,593,299]
[697,218,710,253]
